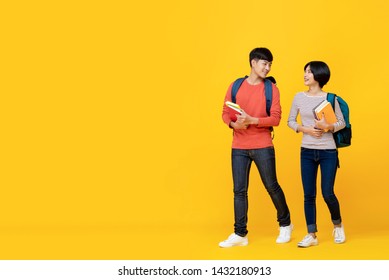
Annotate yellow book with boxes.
[313,100,337,131]
[225,101,243,114]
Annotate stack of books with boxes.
[313,100,337,131]
[225,101,242,114]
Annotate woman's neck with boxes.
[306,86,325,96]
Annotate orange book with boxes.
[313,100,337,132]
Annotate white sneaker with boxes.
[276,224,293,243]
[297,234,318,248]
[333,225,346,244]
[219,233,248,248]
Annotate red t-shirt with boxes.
[222,79,281,149]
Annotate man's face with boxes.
[252,59,272,78]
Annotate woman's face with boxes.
[304,65,318,87]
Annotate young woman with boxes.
[287,61,346,247]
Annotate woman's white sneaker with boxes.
[297,234,318,248]
[333,225,346,244]
[219,233,248,248]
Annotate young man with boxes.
[220,47,292,247]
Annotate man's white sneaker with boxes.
[219,233,248,248]
[276,224,293,243]
[297,234,318,248]
[333,225,346,244]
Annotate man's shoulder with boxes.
[270,82,279,93]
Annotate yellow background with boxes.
[1,0,388,259]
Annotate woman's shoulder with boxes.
[293,91,307,99]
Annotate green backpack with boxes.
[327,93,352,148]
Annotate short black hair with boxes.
[249,47,273,67]
[304,61,331,88]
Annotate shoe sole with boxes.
[276,239,291,244]
[219,242,248,248]
[297,242,318,248]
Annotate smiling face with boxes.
[252,59,272,79]
[304,65,319,87]
[304,61,331,88]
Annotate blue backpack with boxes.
[327,93,352,148]
[231,75,275,134]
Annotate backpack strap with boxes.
[326,92,340,167]
[264,79,272,116]
[326,93,336,109]
[231,76,248,104]
[264,78,274,136]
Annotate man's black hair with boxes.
[249,48,273,67]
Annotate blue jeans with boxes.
[300,148,342,233]
[232,147,291,237]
